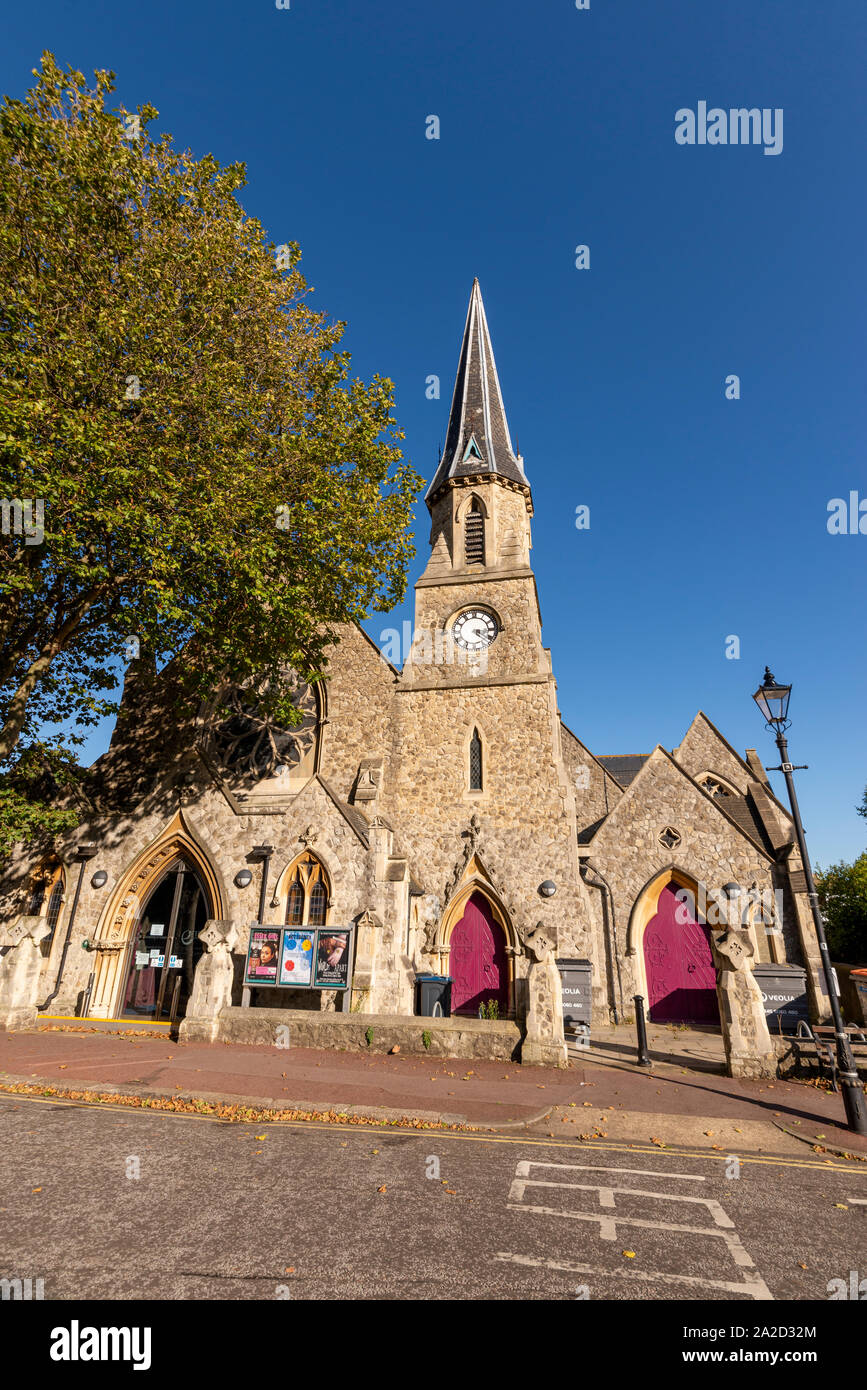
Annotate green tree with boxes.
[815,853,867,963]
[857,786,867,821]
[0,54,419,846]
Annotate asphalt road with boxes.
[1,1094,865,1302]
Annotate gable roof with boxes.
[596,754,651,788]
[583,744,776,861]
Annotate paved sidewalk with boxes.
[2,1025,866,1154]
[0,1028,579,1128]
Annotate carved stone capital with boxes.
[198,919,240,954]
[355,909,383,931]
[0,915,53,949]
[520,922,554,963]
[713,928,754,973]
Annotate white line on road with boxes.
[507,1201,758,1268]
[508,1178,733,1227]
[493,1251,773,1299]
[514,1159,706,1182]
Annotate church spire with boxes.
[425,279,530,510]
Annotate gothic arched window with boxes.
[282,853,330,928]
[45,878,65,951]
[469,728,483,791]
[308,880,327,926]
[465,500,485,566]
[25,864,65,952]
[286,880,304,927]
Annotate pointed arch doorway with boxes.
[448,893,509,1016]
[119,859,211,1022]
[642,882,719,1025]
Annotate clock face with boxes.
[452,608,498,651]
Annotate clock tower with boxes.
[390,279,590,1016]
[401,277,550,687]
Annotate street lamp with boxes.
[752,668,867,1135]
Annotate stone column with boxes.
[350,908,382,1013]
[0,916,54,1031]
[520,924,567,1067]
[711,927,777,1080]
[179,920,239,1043]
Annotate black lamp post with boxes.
[752,668,867,1135]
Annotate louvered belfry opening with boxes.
[465,500,485,566]
[469,728,483,791]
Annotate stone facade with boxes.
[0,280,824,1065]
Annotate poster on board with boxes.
[313,929,352,989]
[244,926,281,987]
[278,929,315,987]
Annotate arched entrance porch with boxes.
[119,860,211,1022]
[444,890,510,1017]
[88,819,224,1021]
[630,870,720,1026]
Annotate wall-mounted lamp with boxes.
[91,870,108,889]
[235,868,253,889]
[538,880,557,898]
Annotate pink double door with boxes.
[449,893,509,1016]
[643,883,720,1024]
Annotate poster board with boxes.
[243,926,354,991]
[278,930,315,987]
[312,929,352,989]
[243,926,282,987]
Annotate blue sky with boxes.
[3,0,866,865]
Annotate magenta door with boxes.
[643,883,719,1024]
[449,893,509,1016]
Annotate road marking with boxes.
[2,1092,865,1173]
[506,1157,773,1298]
[493,1250,773,1299]
[515,1159,707,1182]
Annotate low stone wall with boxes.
[206,1006,522,1061]
[772,1034,867,1081]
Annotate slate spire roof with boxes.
[425,279,530,507]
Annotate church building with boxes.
[1,281,828,1064]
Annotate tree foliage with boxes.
[815,852,867,963]
[0,54,419,846]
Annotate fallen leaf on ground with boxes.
[284,1267,295,1274]
[622,1250,636,1259]
[377,1185,387,1194]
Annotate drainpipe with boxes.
[581,859,625,1023]
[38,844,97,1012]
[253,844,275,925]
